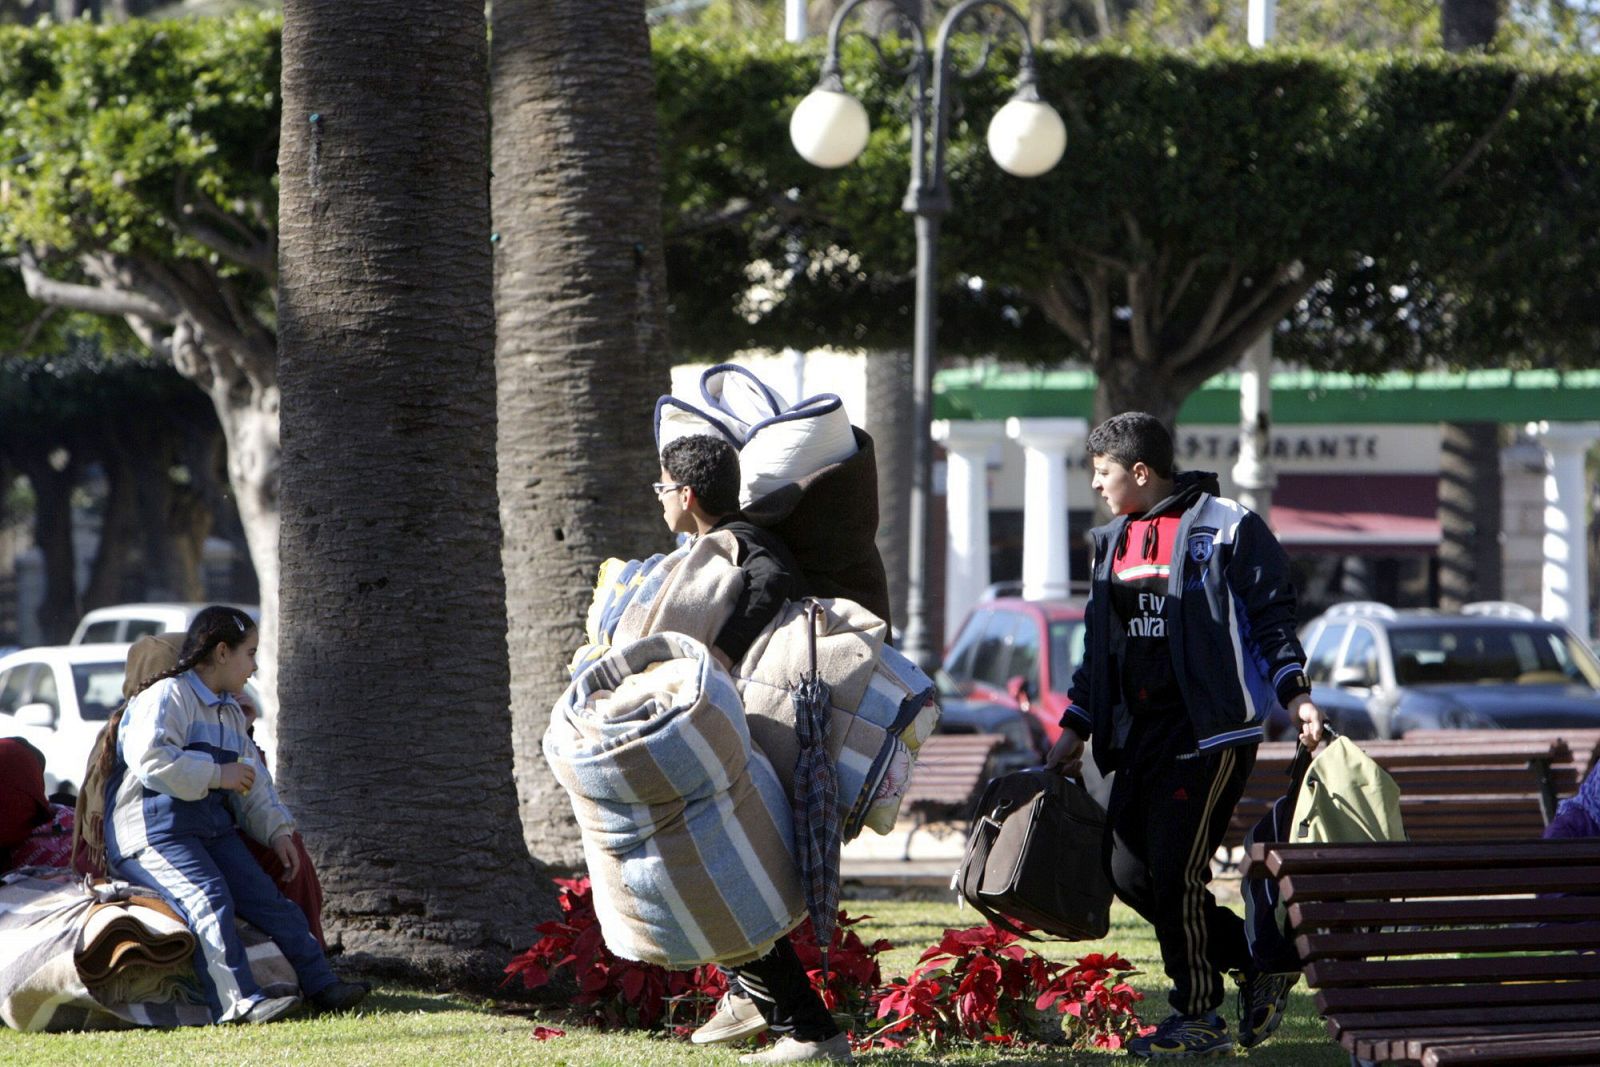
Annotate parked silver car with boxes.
[1299,601,1600,739]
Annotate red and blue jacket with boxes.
[1061,471,1310,770]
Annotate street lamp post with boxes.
[789,0,1065,669]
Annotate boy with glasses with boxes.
[656,434,850,1064]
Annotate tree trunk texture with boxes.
[19,454,78,643]
[17,243,284,736]
[1442,0,1502,50]
[213,387,282,755]
[278,0,549,986]
[82,448,141,611]
[1437,422,1503,610]
[864,348,913,632]
[491,0,672,870]
[1034,259,1309,435]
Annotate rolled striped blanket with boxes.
[0,870,296,1031]
[570,539,938,839]
[543,633,805,969]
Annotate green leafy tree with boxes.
[0,13,284,704]
[0,349,224,640]
[658,38,1600,426]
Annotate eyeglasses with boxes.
[651,481,687,496]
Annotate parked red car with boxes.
[941,597,1087,748]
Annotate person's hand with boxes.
[1044,729,1085,777]
[1289,694,1326,749]
[271,832,299,884]
[219,762,257,794]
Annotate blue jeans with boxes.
[112,830,335,1021]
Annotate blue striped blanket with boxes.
[543,633,805,968]
[568,535,939,839]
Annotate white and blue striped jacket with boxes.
[106,671,293,860]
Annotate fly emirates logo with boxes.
[1129,592,1166,636]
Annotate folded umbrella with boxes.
[790,602,840,977]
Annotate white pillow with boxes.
[738,394,857,507]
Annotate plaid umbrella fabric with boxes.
[790,603,840,973]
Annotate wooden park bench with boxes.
[1227,736,1574,850]
[898,733,1006,858]
[1402,728,1600,800]
[1244,838,1600,1066]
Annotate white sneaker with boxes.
[237,993,301,1024]
[739,1034,853,1064]
[691,991,769,1045]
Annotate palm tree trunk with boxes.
[277,0,552,986]
[491,0,672,869]
[865,348,913,633]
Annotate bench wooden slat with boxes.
[1350,1025,1600,1065]
[900,734,1005,809]
[1306,952,1600,989]
[1262,838,1600,874]
[1423,1033,1600,1067]
[1284,866,1600,899]
[1298,922,1600,959]
[1328,1002,1600,1038]
[1315,979,1600,1014]
[1291,896,1600,929]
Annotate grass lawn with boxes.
[0,895,1349,1066]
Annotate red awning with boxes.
[1269,474,1441,555]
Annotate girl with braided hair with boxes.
[104,606,367,1024]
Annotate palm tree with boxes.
[276,0,551,983]
[491,0,673,867]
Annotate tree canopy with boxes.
[656,32,1600,418]
[3,16,1599,421]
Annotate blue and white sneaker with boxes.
[1127,1011,1234,1058]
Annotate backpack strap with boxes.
[1283,724,1339,808]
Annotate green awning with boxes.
[933,367,1600,425]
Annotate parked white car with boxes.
[70,602,258,645]
[0,644,131,797]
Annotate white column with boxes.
[1005,417,1087,601]
[1526,421,1600,640]
[1233,333,1278,521]
[933,420,1005,639]
[785,0,807,41]
[1247,0,1276,46]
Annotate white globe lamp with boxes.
[986,95,1067,178]
[789,87,871,169]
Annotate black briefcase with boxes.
[956,769,1113,941]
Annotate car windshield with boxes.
[1047,620,1086,695]
[1389,626,1600,688]
[72,662,126,721]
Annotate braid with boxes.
[78,607,255,877]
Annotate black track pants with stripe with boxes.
[1106,728,1256,1016]
[733,935,839,1041]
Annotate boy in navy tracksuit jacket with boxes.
[1046,413,1325,1060]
